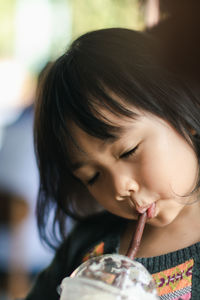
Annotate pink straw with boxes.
[126,212,147,260]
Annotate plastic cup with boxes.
[59,254,158,300]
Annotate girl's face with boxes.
[70,109,199,227]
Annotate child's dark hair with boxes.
[34,28,200,248]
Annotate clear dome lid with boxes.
[59,254,158,300]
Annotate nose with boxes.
[112,173,139,201]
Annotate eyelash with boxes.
[120,145,139,159]
[86,145,138,186]
[87,172,100,186]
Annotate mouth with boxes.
[147,202,156,218]
[136,202,156,219]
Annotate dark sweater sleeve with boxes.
[25,212,123,300]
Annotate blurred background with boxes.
[0,0,199,299]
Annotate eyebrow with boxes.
[71,162,89,173]
[70,123,138,172]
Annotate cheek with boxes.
[91,190,117,212]
[139,152,170,194]
[90,188,138,219]
[140,140,198,197]
[89,187,110,209]
[164,138,198,195]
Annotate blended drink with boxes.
[59,254,159,300]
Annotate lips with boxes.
[147,202,156,218]
[136,202,156,219]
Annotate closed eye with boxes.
[120,145,138,159]
[87,172,100,186]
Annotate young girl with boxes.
[26,28,200,300]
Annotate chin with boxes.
[148,213,179,227]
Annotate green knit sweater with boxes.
[25,212,200,300]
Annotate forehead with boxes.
[67,110,142,166]
[68,123,127,172]
[69,104,142,142]
[65,99,149,170]
[68,118,125,154]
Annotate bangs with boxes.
[43,27,194,166]
[48,29,166,147]
[51,56,139,143]
[54,73,139,168]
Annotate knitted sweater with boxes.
[25,212,200,300]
